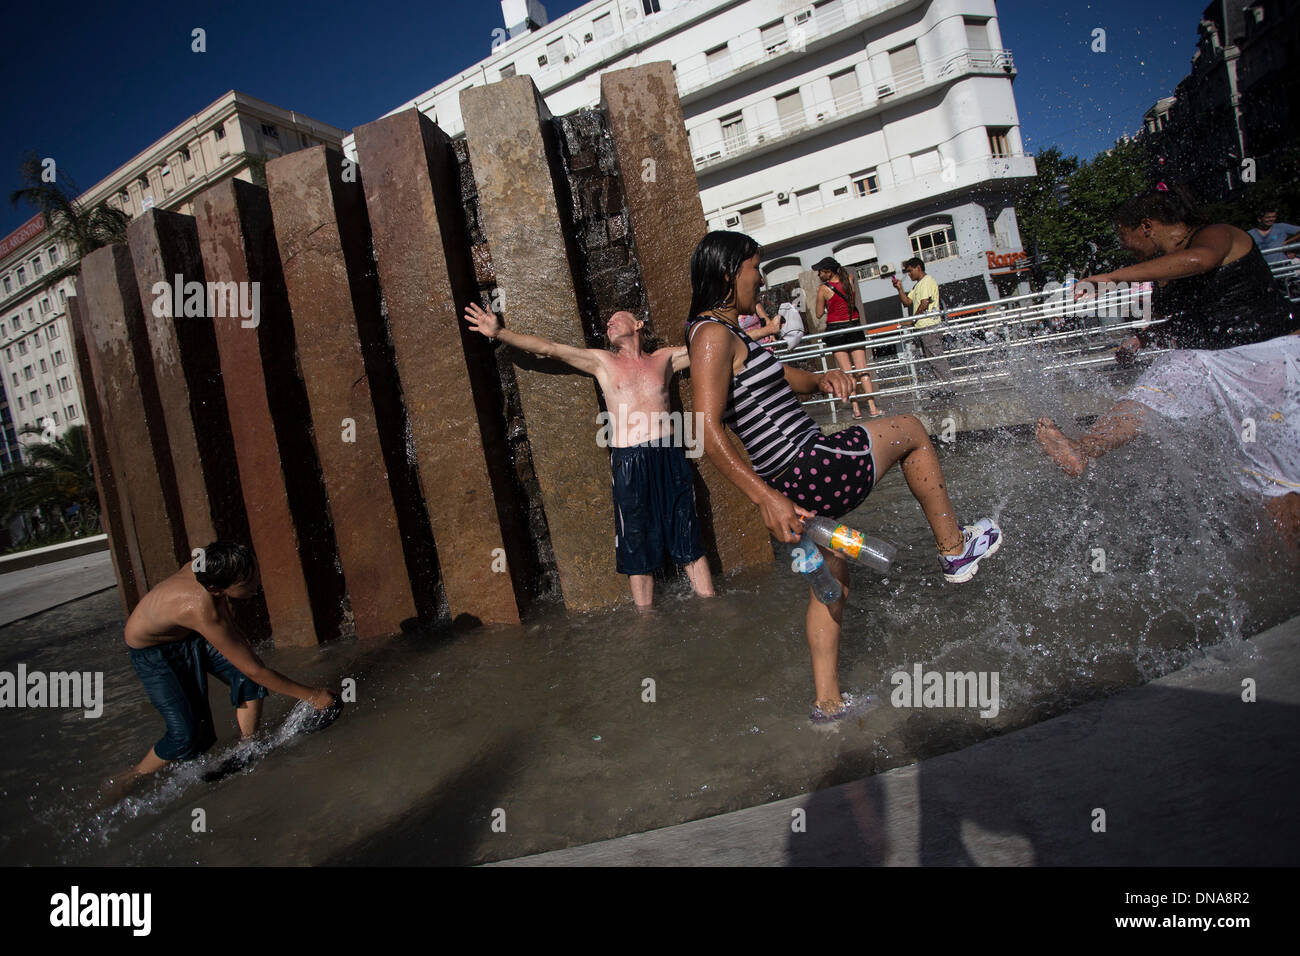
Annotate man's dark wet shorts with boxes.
[611,440,705,575]
[129,632,268,761]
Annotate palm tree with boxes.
[0,424,100,540]
[9,150,130,284]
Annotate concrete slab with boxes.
[0,551,117,627]
[496,614,1300,866]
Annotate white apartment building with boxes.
[0,91,344,471]
[346,0,1037,323]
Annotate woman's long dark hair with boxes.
[687,231,760,332]
[1113,184,1207,230]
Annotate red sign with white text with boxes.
[0,215,47,261]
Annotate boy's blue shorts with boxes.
[129,632,268,761]
[611,440,705,575]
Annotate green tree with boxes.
[1018,140,1154,279]
[0,425,100,541]
[9,150,130,283]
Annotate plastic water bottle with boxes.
[803,516,896,573]
[790,532,842,605]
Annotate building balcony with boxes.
[690,48,1017,173]
[676,0,926,103]
[720,153,1037,248]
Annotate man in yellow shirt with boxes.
[892,257,954,396]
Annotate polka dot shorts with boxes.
[765,425,877,519]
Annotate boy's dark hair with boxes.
[1113,185,1207,230]
[903,257,925,270]
[194,541,256,591]
[687,230,761,331]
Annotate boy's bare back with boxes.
[123,567,224,650]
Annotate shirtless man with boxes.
[113,541,340,791]
[464,302,714,607]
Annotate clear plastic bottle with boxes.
[790,532,842,605]
[803,516,896,573]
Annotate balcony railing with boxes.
[675,0,922,98]
[690,47,1016,170]
[709,154,1035,237]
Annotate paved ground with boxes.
[0,550,117,627]
[497,614,1300,866]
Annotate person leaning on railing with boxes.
[892,257,955,400]
[813,256,880,418]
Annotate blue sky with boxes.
[0,0,1202,239]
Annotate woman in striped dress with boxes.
[686,231,1002,721]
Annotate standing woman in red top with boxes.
[814,257,881,419]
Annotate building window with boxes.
[910,223,959,262]
[53,349,66,365]
[16,341,26,356]
[51,410,59,425]
[761,19,787,54]
[832,185,849,197]
[814,0,844,18]
[546,37,565,65]
[721,113,747,152]
[797,186,823,214]
[830,69,860,111]
[58,289,65,305]
[58,376,70,392]
[15,398,22,410]
[706,44,730,78]
[988,127,1012,157]
[30,390,39,405]
[39,298,50,314]
[180,147,192,162]
[499,62,516,79]
[16,266,26,286]
[889,43,921,90]
[48,245,60,265]
[776,90,805,134]
[39,358,48,373]
[642,0,661,14]
[964,17,991,50]
[46,324,58,340]
[593,12,614,39]
[2,276,10,293]
[31,256,43,276]
[23,365,33,380]
[261,123,279,139]
[68,404,78,420]
[45,384,53,398]
[9,371,16,385]
[214,125,226,140]
[740,204,765,231]
[852,169,879,197]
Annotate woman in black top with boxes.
[1035,188,1299,541]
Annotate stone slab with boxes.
[462,77,623,611]
[354,109,530,626]
[266,146,419,638]
[601,63,772,573]
[77,245,187,593]
[67,288,138,614]
[193,178,348,647]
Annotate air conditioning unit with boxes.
[793,8,813,25]
[815,112,827,122]
[777,191,789,202]
[724,213,741,227]
[584,32,593,43]
[877,84,895,97]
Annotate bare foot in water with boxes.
[1035,417,1087,476]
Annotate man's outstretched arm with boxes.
[464,302,605,377]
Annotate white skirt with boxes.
[1122,334,1300,496]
